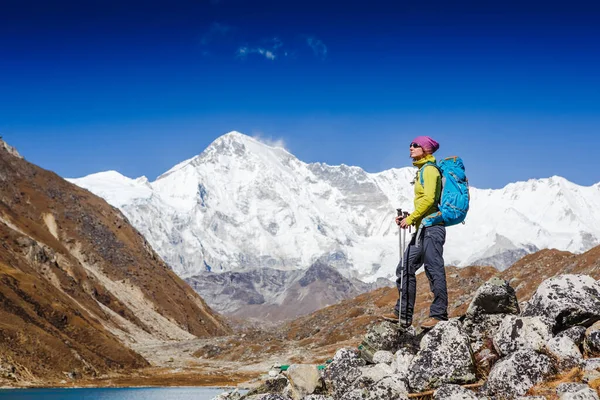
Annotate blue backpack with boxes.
[419,157,470,227]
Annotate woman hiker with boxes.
[382,135,448,329]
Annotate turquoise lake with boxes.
[0,387,237,399]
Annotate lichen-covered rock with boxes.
[302,396,334,400]
[245,376,290,397]
[493,315,552,356]
[557,326,588,346]
[244,394,292,400]
[582,359,600,383]
[463,313,506,354]
[466,277,520,318]
[545,336,584,370]
[372,350,394,365]
[584,321,600,357]
[433,384,479,400]
[351,363,394,390]
[212,389,243,400]
[408,320,477,392]
[391,348,415,378]
[323,348,366,398]
[364,375,409,400]
[359,321,401,363]
[557,382,600,400]
[522,274,600,332]
[485,349,554,398]
[359,322,419,363]
[283,364,322,400]
[339,389,366,400]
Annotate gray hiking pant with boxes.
[395,225,447,322]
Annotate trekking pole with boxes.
[396,209,404,326]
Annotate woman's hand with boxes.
[395,216,411,229]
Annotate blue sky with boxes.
[1,0,599,189]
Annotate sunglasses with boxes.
[410,143,421,148]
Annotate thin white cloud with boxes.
[306,36,327,59]
[252,133,288,150]
[236,46,277,60]
[201,22,234,46]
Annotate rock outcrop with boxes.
[222,274,600,399]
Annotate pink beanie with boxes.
[412,136,440,154]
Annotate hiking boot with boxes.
[420,317,442,329]
[380,313,412,327]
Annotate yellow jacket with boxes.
[405,154,442,228]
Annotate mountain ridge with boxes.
[69,131,600,282]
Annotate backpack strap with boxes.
[418,162,440,187]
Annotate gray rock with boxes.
[244,395,292,400]
[557,326,588,346]
[351,364,394,390]
[582,359,600,383]
[212,389,243,400]
[359,322,419,363]
[584,321,600,357]
[485,349,554,398]
[493,315,552,356]
[372,350,394,365]
[408,320,477,392]
[339,389,366,400]
[545,336,584,370]
[302,396,334,400]
[433,384,479,400]
[392,348,415,378]
[522,274,600,332]
[466,277,520,318]
[557,383,599,400]
[283,364,321,400]
[322,348,366,398]
[246,376,290,397]
[515,397,548,400]
[557,382,593,395]
[365,375,409,400]
[463,313,506,354]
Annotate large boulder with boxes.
[433,384,479,400]
[466,277,520,318]
[408,320,477,392]
[545,336,584,371]
[522,275,600,333]
[283,364,322,400]
[584,321,600,357]
[493,316,552,356]
[485,349,554,398]
[322,348,366,399]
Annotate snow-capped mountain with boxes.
[69,131,600,281]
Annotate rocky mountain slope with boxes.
[70,131,600,284]
[0,139,230,385]
[186,262,391,322]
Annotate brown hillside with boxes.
[0,139,230,384]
